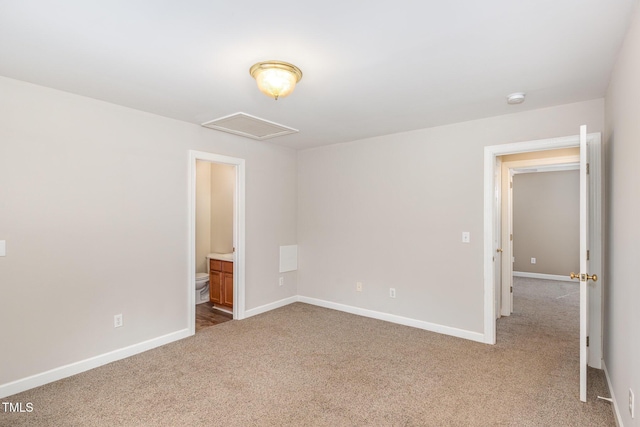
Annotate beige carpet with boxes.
[2,278,615,426]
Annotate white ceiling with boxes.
[0,1,636,149]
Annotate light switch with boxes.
[0,240,5,256]
[462,232,470,243]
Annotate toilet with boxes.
[195,273,209,304]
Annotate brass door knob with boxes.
[496,248,503,253]
[570,272,598,282]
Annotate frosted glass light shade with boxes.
[250,61,302,100]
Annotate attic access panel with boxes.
[201,112,298,140]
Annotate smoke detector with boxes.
[507,92,526,105]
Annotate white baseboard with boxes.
[2,294,486,398]
[513,271,573,282]
[602,360,624,427]
[0,328,191,399]
[297,296,485,343]
[245,294,486,343]
[243,295,298,318]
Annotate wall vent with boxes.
[201,112,298,140]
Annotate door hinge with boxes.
[587,250,590,261]
[510,181,513,189]
[510,286,513,293]
[510,233,513,241]
[587,336,590,347]
[587,163,590,174]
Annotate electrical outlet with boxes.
[630,388,635,418]
[389,288,396,298]
[356,282,362,292]
[531,257,536,264]
[279,277,284,286]
[114,314,123,328]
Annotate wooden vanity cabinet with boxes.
[209,259,233,309]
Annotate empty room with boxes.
[1,1,639,426]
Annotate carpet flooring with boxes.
[1,278,615,426]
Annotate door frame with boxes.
[188,150,246,335]
[483,133,603,369]
[493,156,502,320]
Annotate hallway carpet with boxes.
[2,278,615,426]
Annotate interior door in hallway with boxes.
[577,124,594,403]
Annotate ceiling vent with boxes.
[201,112,298,140]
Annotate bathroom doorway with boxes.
[188,151,246,335]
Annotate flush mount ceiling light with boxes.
[507,92,526,105]
[249,60,303,100]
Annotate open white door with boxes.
[575,124,596,402]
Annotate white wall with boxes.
[297,99,604,335]
[512,170,579,275]
[195,161,235,273]
[0,76,298,389]
[604,2,640,425]
[195,160,212,273]
[210,163,235,254]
